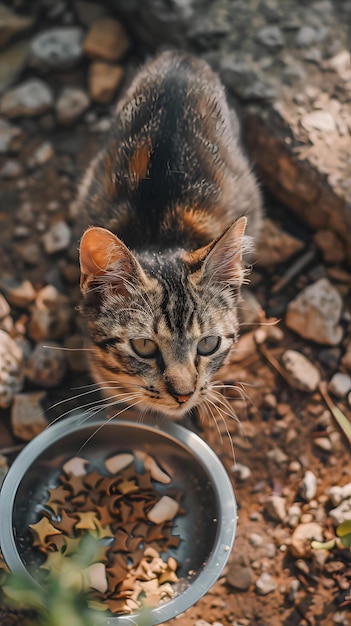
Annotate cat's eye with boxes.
[130,338,158,358]
[197,335,221,356]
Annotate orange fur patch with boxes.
[129,143,150,181]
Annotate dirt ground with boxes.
[0,4,351,626]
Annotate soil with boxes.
[0,3,351,626]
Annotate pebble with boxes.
[288,578,300,602]
[285,278,343,346]
[255,218,303,268]
[226,563,254,590]
[0,330,24,408]
[328,372,351,398]
[0,5,33,48]
[287,504,301,528]
[19,241,42,267]
[11,391,47,441]
[230,462,251,481]
[255,572,276,595]
[295,25,320,47]
[0,119,21,153]
[30,27,84,70]
[255,25,284,48]
[0,277,36,308]
[329,498,351,525]
[313,230,345,264]
[31,141,54,166]
[290,522,324,558]
[88,61,124,104]
[0,159,22,178]
[0,79,53,118]
[248,532,264,548]
[29,285,72,341]
[329,483,351,507]
[267,447,288,464]
[42,220,71,254]
[265,495,287,522]
[56,87,90,125]
[25,342,67,388]
[314,437,332,452]
[281,349,321,392]
[301,110,336,133]
[83,18,131,61]
[301,470,317,501]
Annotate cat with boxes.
[77,50,262,421]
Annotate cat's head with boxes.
[79,217,250,419]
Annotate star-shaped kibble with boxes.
[29,517,62,547]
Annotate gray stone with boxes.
[19,241,42,267]
[42,221,71,254]
[0,79,53,118]
[226,564,254,590]
[281,349,321,392]
[301,110,336,133]
[255,25,284,48]
[296,26,319,48]
[30,27,84,70]
[0,159,22,178]
[300,470,317,501]
[329,498,351,525]
[285,278,343,346]
[328,372,351,398]
[11,391,47,441]
[230,462,251,481]
[265,495,287,522]
[255,572,276,595]
[26,342,67,389]
[0,330,24,408]
[0,277,36,308]
[31,142,54,166]
[290,522,324,558]
[56,87,90,125]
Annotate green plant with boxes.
[311,519,351,551]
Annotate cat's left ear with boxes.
[184,216,250,285]
[79,226,147,295]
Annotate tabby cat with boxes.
[77,51,262,420]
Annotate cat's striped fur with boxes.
[77,51,262,420]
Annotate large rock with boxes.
[0,78,53,118]
[83,18,131,61]
[285,278,343,346]
[30,27,84,70]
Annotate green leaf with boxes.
[311,539,336,551]
[336,519,351,538]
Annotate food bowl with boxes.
[0,413,237,624]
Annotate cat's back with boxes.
[78,51,262,249]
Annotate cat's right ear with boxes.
[79,227,146,296]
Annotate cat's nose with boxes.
[174,392,193,404]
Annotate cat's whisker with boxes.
[46,385,133,412]
[42,345,95,352]
[46,391,142,427]
[203,399,223,446]
[206,397,236,464]
[76,399,144,453]
[208,389,241,423]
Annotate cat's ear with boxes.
[79,227,146,295]
[185,217,250,285]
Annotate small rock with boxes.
[29,285,72,341]
[31,142,54,167]
[83,18,131,61]
[0,5,33,48]
[290,522,324,558]
[265,495,287,522]
[328,373,351,398]
[30,27,84,70]
[301,470,317,501]
[255,572,276,595]
[288,578,300,602]
[0,159,22,178]
[226,564,254,590]
[267,447,288,464]
[25,342,67,388]
[231,462,251,481]
[11,391,47,441]
[19,241,42,267]
[0,79,53,118]
[329,483,351,506]
[0,119,21,153]
[281,350,321,392]
[296,26,319,48]
[0,277,36,308]
[301,110,336,133]
[313,230,345,264]
[248,533,263,548]
[56,87,90,125]
[262,393,277,409]
[42,221,71,254]
[255,25,284,49]
[287,504,301,528]
[88,61,124,104]
[286,278,343,346]
[255,218,303,268]
[329,498,351,525]
[0,330,24,408]
[314,437,332,452]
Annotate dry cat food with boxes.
[29,451,185,614]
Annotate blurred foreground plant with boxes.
[312,520,351,551]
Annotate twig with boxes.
[271,248,316,294]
